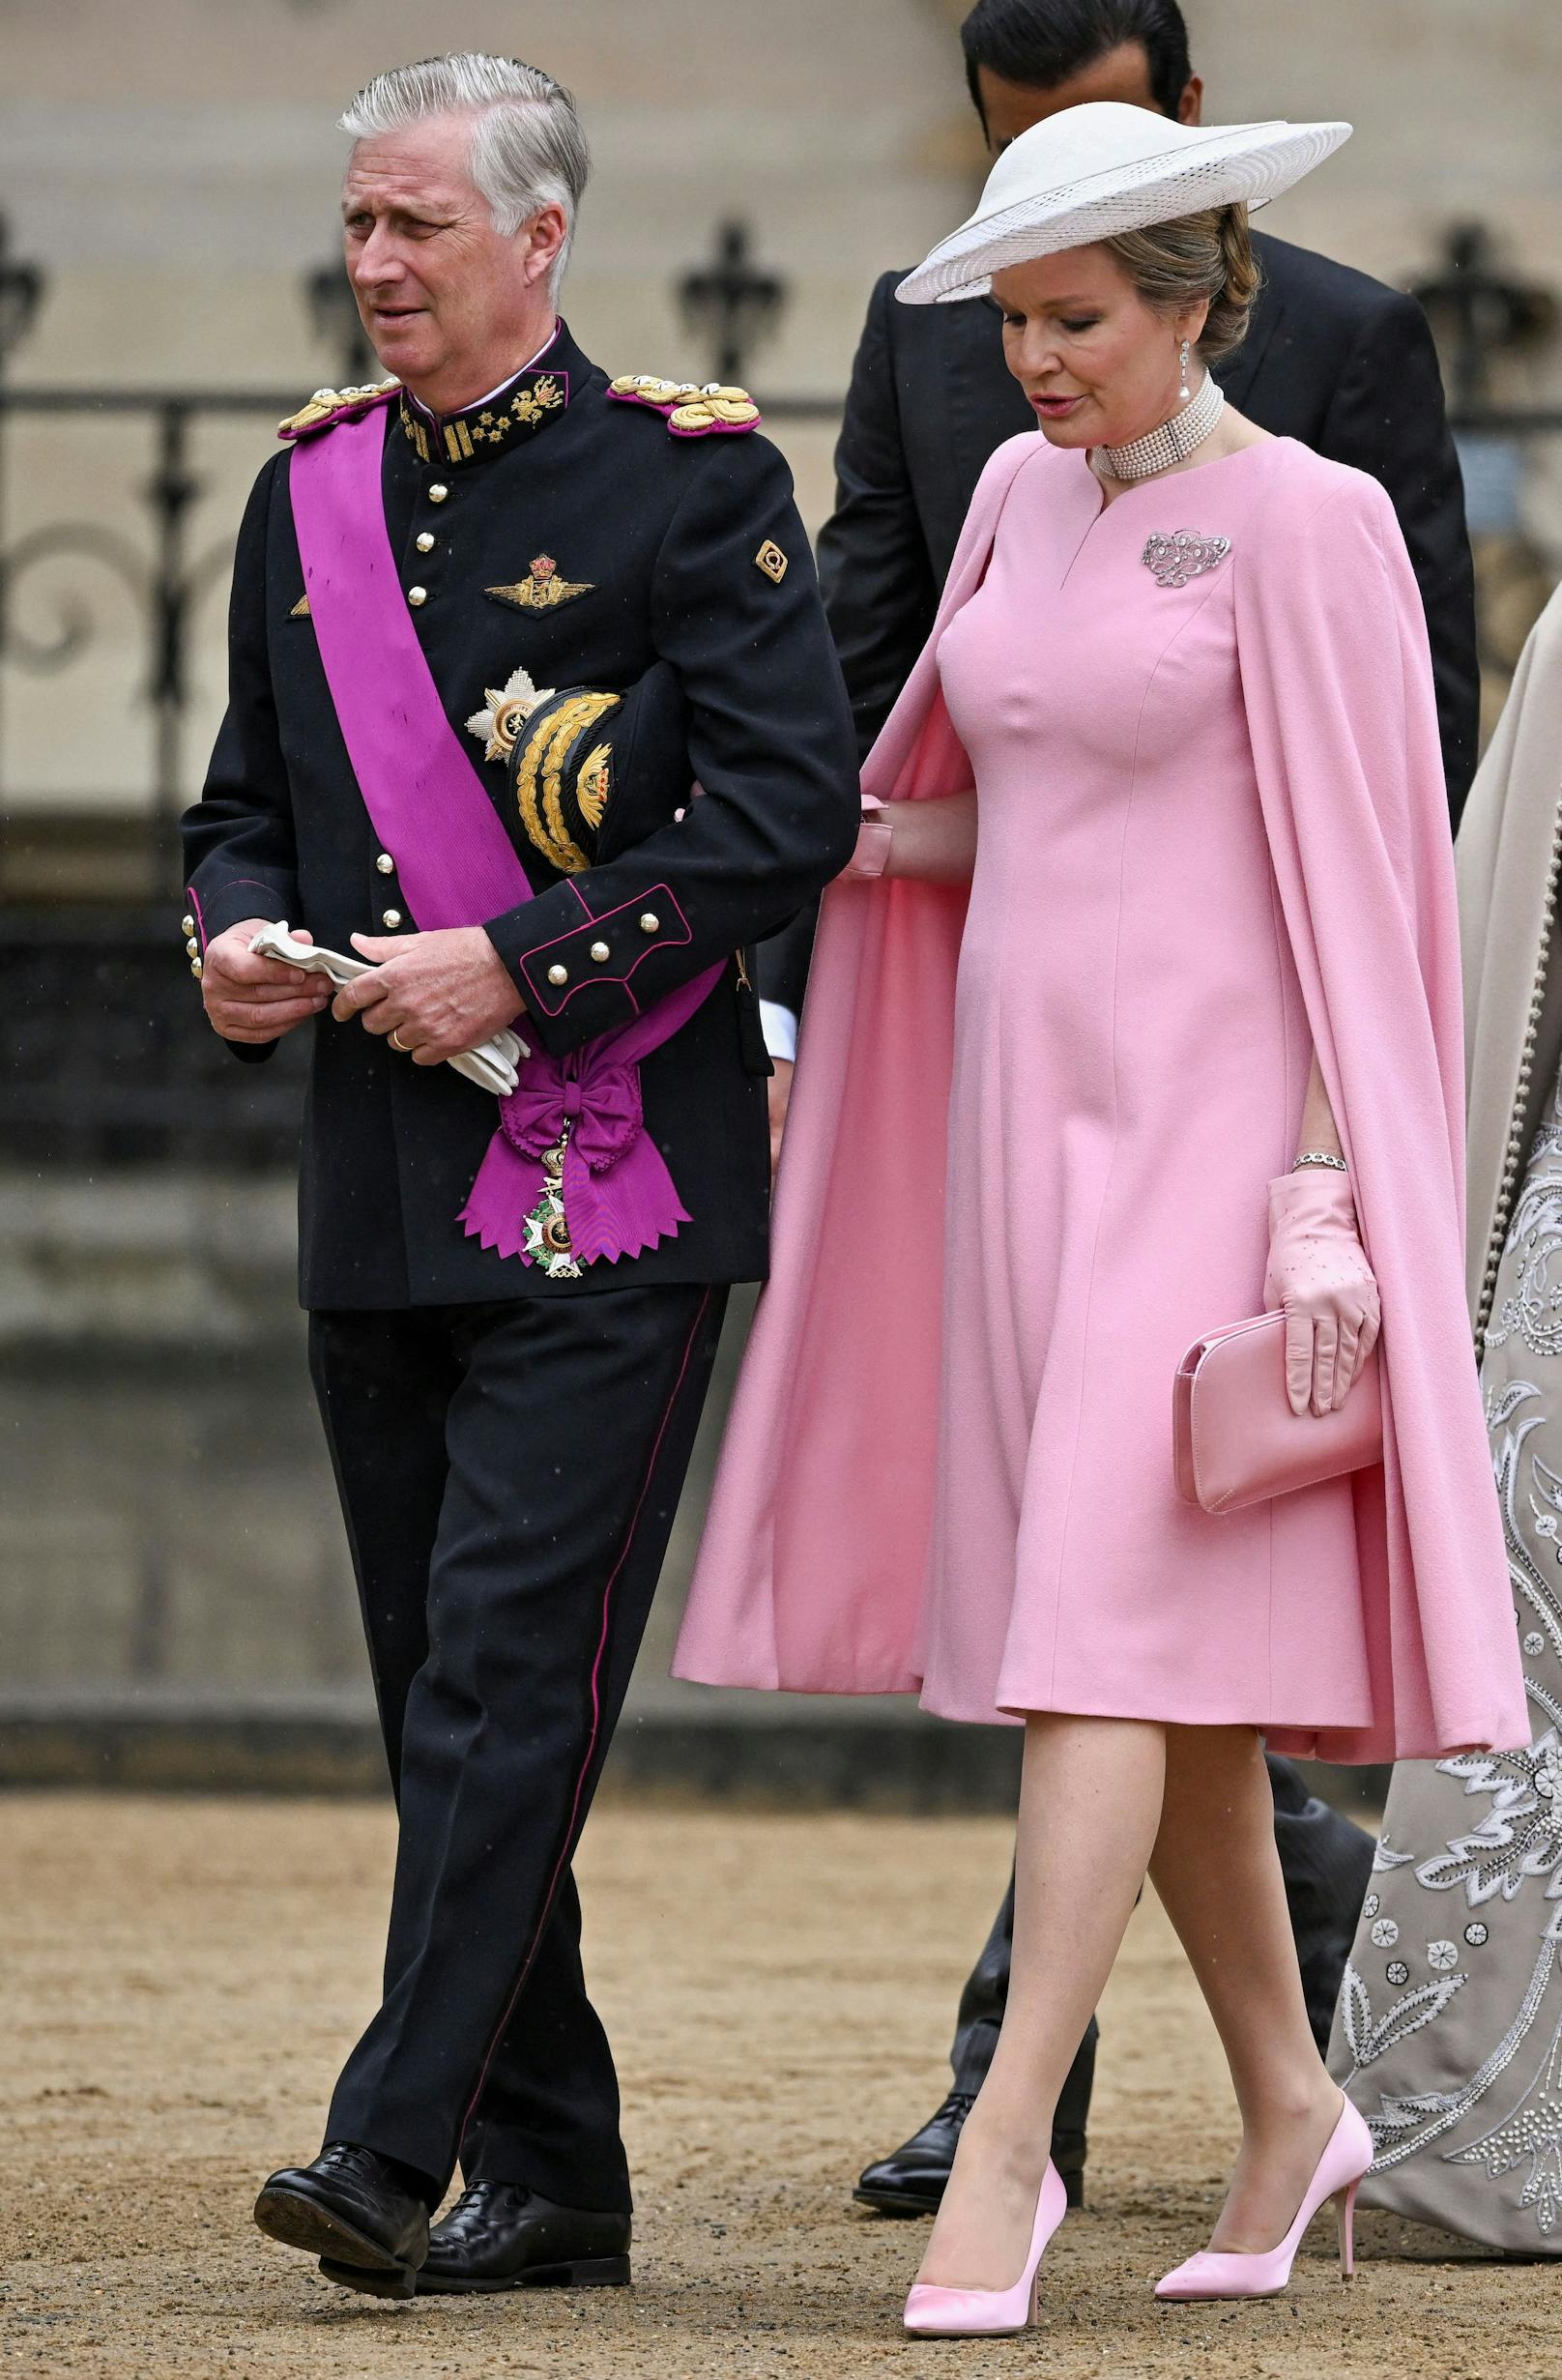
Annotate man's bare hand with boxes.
[200,918,330,1044]
[767,1058,794,1182]
[333,925,525,1062]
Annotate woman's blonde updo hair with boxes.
[1102,203,1261,365]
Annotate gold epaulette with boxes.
[276,379,400,441]
[607,374,762,438]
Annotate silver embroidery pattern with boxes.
[1141,530,1231,589]
[1330,1073,1562,2250]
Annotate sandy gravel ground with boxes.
[1,1793,1552,2380]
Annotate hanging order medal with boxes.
[522,1133,582,1279]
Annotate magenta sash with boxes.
[289,403,721,1264]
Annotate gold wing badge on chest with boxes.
[485,552,594,612]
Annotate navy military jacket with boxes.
[181,322,858,1307]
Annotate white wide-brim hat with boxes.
[897,101,1350,305]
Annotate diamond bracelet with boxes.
[1292,1150,1349,1173]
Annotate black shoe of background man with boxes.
[417,2181,632,2292]
[253,2140,431,2299]
[853,2092,1086,2215]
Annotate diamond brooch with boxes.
[1142,531,1231,589]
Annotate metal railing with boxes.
[0,383,846,902]
[2,383,1559,1169]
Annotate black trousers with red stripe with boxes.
[308,1284,726,2212]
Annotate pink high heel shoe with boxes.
[1154,2098,1373,2302]
[903,2161,1069,2336]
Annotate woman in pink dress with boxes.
[675,103,1529,2334]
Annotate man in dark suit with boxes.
[185,53,856,2301]
[758,0,1478,2219]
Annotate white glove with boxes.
[248,924,527,1098]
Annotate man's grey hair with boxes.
[339,54,590,287]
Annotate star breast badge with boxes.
[485,553,595,612]
[465,664,557,764]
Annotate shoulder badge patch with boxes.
[277,379,399,442]
[608,374,762,438]
[754,539,788,585]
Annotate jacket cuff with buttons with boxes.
[485,878,694,1057]
[187,870,297,948]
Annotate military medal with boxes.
[521,1134,583,1278]
[465,664,556,765]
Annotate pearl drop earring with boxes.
[1178,339,1192,404]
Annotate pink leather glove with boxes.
[1263,1171,1380,1418]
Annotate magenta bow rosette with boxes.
[501,1052,645,1173]
[458,965,722,1266]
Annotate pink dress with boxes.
[922,437,1365,1725]
[674,431,1529,1765]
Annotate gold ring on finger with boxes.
[389,1028,410,1053]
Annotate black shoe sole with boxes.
[853,2172,1085,2218]
[318,2256,419,2301]
[852,2185,939,2218]
[416,2254,631,2295]
[253,2184,419,2299]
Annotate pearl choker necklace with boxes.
[1094,371,1226,484]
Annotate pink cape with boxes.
[674,437,1528,1763]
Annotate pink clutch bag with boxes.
[1173,1311,1384,1515]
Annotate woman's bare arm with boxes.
[848,791,977,885]
[1295,1051,1345,1165]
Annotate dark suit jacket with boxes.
[761,230,1477,1015]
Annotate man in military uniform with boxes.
[183,52,856,2299]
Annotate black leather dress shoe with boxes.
[418,2182,631,2293]
[853,2093,1086,2216]
[253,2141,429,2299]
